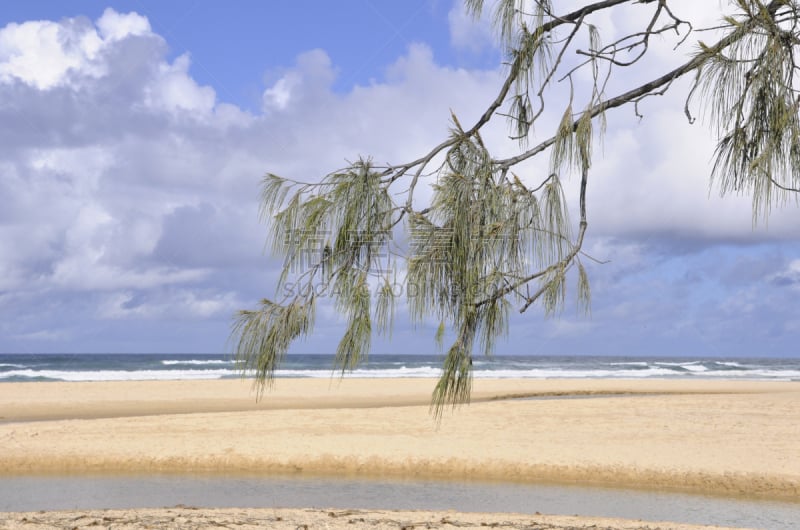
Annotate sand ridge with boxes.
[0,378,791,422]
[0,507,752,530]
[1,379,799,500]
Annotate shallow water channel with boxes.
[0,474,798,529]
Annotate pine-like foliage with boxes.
[233,0,800,414]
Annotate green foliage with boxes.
[236,159,397,385]
[232,298,315,396]
[696,1,800,218]
[234,0,800,414]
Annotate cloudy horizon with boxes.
[1,1,798,357]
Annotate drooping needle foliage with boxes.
[233,0,800,415]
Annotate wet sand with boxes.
[0,378,798,528]
[0,506,753,529]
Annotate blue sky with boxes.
[0,1,481,110]
[0,2,798,357]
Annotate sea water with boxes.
[2,353,799,528]
[0,475,797,529]
[2,353,800,382]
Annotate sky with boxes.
[0,1,798,357]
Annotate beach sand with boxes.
[0,506,751,529]
[0,378,798,528]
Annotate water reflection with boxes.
[0,475,797,529]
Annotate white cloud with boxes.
[0,8,156,91]
[95,8,151,42]
[770,259,800,290]
[0,5,798,355]
[0,18,104,89]
[46,203,208,292]
[28,146,113,194]
[51,261,208,292]
[145,53,216,114]
[448,3,494,54]
[262,77,293,110]
[98,288,238,320]
[262,49,335,112]
[0,8,216,119]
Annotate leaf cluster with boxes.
[233,0,800,414]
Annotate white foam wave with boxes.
[161,359,231,366]
[472,367,681,378]
[0,363,25,368]
[609,362,648,367]
[280,366,695,379]
[2,365,798,382]
[651,361,711,372]
[694,369,800,379]
[683,364,709,372]
[275,366,444,378]
[0,369,236,382]
[655,361,702,367]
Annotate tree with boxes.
[232,0,800,415]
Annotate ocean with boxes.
[3,353,800,528]
[1,353,799,383]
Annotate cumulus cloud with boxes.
[145,53,216,114]
[95,8,151,42]
[98,288,239,320]
[770,260,800,288]
[263,49,336,112]
[0,4,797,355]
[0,8,158,91]
[0,17,103,89]
[0,8,503,352]
[0,9,254,344]
[447,3,494,54]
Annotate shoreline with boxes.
[0,377,791,422]
[0,507,750,530]
[1,378,798,502]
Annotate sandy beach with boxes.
[1,378,798,528]
[0,506,753,529]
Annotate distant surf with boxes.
[1,354,798,383]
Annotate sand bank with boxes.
[0,507,750,529]
[0,379,798,500]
